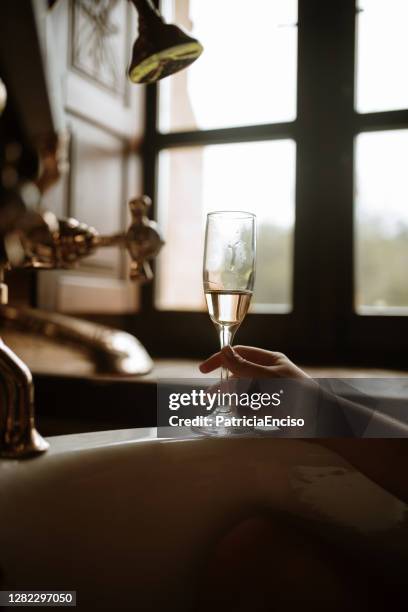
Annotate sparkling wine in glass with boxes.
[198,210,256,436]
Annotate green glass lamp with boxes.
[128,0,203,84]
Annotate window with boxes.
[354,0,408,316]
[355,0,408,113]
[158,0,298,132]
[355,130,408,313]
[140,0,408,363]
[156,140,296,312]
[156,0,298,313]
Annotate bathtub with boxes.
[0,428,407,610]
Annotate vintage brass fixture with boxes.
[4,195,163,282]
[0,0,200,459]
[0,196,163,458]
[0,267,49,457]
[0,306,154,377]
[0,337,49,458]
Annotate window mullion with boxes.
[294,0,356,354]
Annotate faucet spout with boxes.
[0,337,49,458]
[0,267,48,458]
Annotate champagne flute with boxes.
[196,210,256,436]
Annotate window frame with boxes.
[134,0,408,366]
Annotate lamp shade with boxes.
[128,0,203,84]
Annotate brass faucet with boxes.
[5,195,163,282]
[0,0,203,458]
[0,0,201,458]
[0,267,49,457]
[0,196,164,458]
[0,341,50,457]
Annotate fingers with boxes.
[233,345,284,366]
[219,346,274,378]
[199,351,223,373]
[199,345,309,381]
[199,345,285,373]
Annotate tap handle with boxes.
[129,259,154,283]
[129,194,150,221]
[125,196,164,283]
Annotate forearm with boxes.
[318,438,408,504]
[307,386,408,503]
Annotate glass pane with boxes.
[156,140,296,311]
[356,0,408,113]
[355,130,408,312]
[159,0,298,132]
